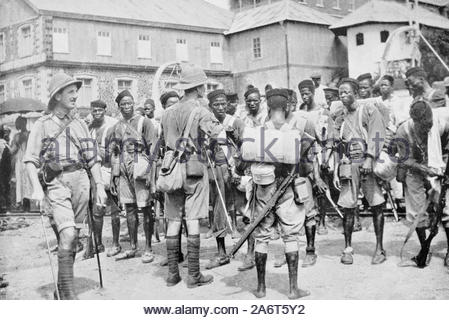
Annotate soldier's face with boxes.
[325,92,337,107]
[226,102,237,115]
[415,117,433,136]
[407,75,425,96]
[56,84,78,110]
[246,92,260,115]
[119,96,134,118]
[358,79,372,99]
[339,83,356,108]
[164,97,179,109]
[144,103,155,119]
[300,88,314,106]
[210,96,227,122]
[91,106,106,122]
[380,79,393,98]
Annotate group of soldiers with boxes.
[23,63,449,300]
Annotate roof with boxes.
[24,0,234,32]
[330,0,449,36]
[225,0,338,35]
[419,0,449,7]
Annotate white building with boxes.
[330,0,449,78]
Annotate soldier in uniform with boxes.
[323,87,339,108]
[225,92,239,116]
[109,90,158,263]
[333,78,387,265]
[160,64,223,287]
[405,67,446,108]
[24,73,107,299]
[83,100,121,259]
[249,88,311,299]
[395,100,449,268]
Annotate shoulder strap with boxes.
[178,106,200,155]
[120,116,145,143]
[41,116,76,157]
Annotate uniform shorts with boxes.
[164,165,209,221]
[337,162,384,209]
[404,171,449,228]
[252,179,305,243]
[44,169,90,233]
[119,153,151,208]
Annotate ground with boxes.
[1,215,448,300]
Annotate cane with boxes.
[39,205,60,300]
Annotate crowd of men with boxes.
[15,63,449,300]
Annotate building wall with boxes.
[346,23,400,78]
[50,17,230,72]
[0,0,37,28]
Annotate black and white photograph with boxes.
[0,0,449,318]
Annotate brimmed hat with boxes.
[173,64,207,90]
[48,73,82,103]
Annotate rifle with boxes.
[228,165,297,258]
[414,163,449,268]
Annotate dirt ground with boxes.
[1,215,448,300]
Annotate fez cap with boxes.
[381,75,394,85]
[339,78,359,92]
[266,88,289,109]
[406,67,427,78]
[90,99,107,109]
[310,72,321,79]
[357,73,372,82]
[160,91,179,106]
[298,79,315,93]
[144,98,155,107]
[323,86,339,95]
[226,92,238,102]
[410,99,432,121]
[207,89,226,103]
[244,87,260,99]
[115,90,133,104]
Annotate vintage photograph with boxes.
[1,0,449,304]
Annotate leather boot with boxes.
[56,249,78,300]
[253,252,267,298]
[186,235,213,288]
[166,236,181,286]
[285,251,310,299]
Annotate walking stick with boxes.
[39,205,60,300]
[87,183,103,288]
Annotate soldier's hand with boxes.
[31,186,45,208]
[315,178,328,193]
[333,173,341,191]
[96,183,107,207]
[361,157,373,175]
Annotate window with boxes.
[53,27,69,53]
[253,37,261,59]
[97,31,111,56]
[380,30,390,43]
[138,34,151,59]
[348,0,355,11]
[20,78,33,98]
[18,25,33,57]
[207,82,219,93]
[117,79,135,97]
[0,33,5,62]
[356,32,364,46]
[176,39,188,62]
[333,0,341,9]
[316,0,324,7]
[210,41,223,64]
[76,77,94,107]
[0,83,5,103]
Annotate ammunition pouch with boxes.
[38,162,63,188]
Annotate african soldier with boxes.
[109,90,157,263]
[160,64,223,287]
[357,73,374,99]
[84,99,121,259]
[395,100,449,268]
[333,78,387,265]
[25,73,107,299]
[249,88,311,299]
[406,67,446,108]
